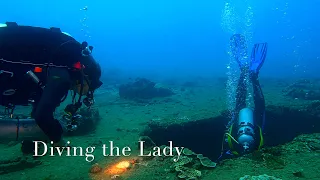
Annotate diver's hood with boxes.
[81,55,103,91]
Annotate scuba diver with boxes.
[219,34,268,158]
[0,22,103,147]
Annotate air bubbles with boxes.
[80,5,91,40]
[80,6,88,11]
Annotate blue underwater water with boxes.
[1,0,319,79]
[1,1,320,180]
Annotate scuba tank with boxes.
[237,108,255,151]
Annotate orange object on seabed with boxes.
[90,160,133,180]
[105,160,132,175]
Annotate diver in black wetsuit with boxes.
[0,22,103,146]
[220,34,268,157]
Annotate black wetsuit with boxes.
[229,69,266,152]
[235,70,266,129]
[0,23,91,143]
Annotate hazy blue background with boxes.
[1,0,319,80]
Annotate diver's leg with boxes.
[235,68,247,114]
[250,72,266,130]
[33,68,71,143]
[230,34,248,69]
[30,104,37,118]
[229,34,249,116]
[249,43,268,130]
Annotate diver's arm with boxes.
[33,68,71,143]
[250,72,266,130]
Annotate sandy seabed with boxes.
[0,77,319,180]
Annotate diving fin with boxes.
[230,34,248,68]
[250,43,268,73]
